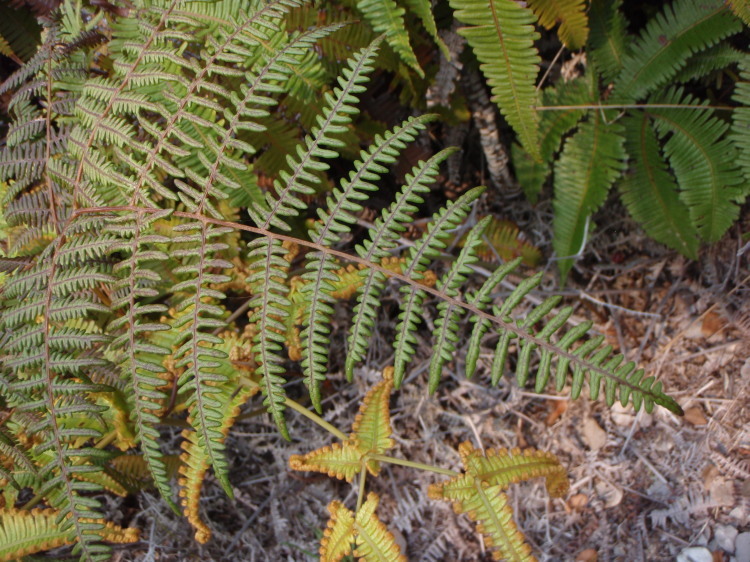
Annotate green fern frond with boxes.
[393,186,485,387]
[105,209,178,513]
[648,88,746,242]
[461,253,682,413]
[527,0,588,49]
[356,0,422,76]
[732,58,750,187]
[553,116,626,279]
[249,36,384,230]
[428,217,490,393]
[301,114,436,410]
[345,146,457,381]
[512,77,590,202]
[588,0,629,83]
[400,0,450,58]
[464,258,522,379]
[619,113,699,258]
[672,43,745,83]
[613,0,742,101]
[247,237,293,439]
[450,0,541,160]
[171,222,234,496]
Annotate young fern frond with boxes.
[449,0,541,160]
[429,443,568,562]
[321,494,406,562]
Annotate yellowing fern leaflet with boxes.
[289,367,395,481]
[0,508,139,561]
[320,494,406,562]
[353,493,407,561]
[429,443,568,561]
[527,0,588,49]
[321,500,357,562]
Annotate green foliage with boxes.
[511,0,750,278]
[0,0,728,559]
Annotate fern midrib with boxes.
[41,242,97,560]
[473,480,523,562]
[76,205,680,411]
[488,0,536,152]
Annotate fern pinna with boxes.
[0,0,683,559]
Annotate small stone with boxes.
[714,524,738,554]
[684,406,708,426]
[676,546,713,562]
[581,418,607,450]
[575,548,597,562]
[735,532,750,562]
